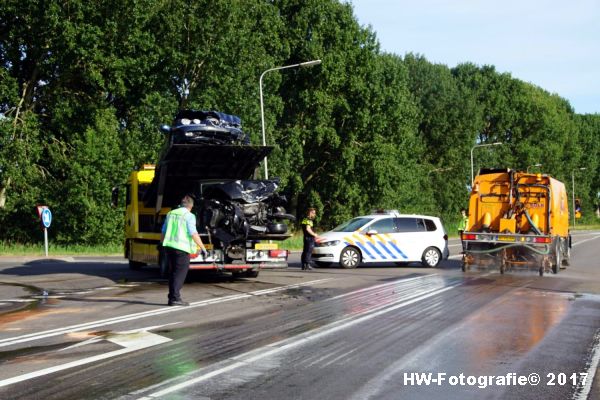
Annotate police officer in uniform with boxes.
[161,195,207,306]
[301,207,321,270]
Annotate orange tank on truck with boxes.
[461,168,570,276]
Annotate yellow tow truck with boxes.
[112,110,293,278]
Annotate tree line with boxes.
[1,0,598,245]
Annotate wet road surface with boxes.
[0,231,599,399]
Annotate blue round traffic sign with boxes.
[41,208,52,228]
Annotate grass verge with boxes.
[0,242,123,257]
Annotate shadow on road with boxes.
[1,258,159,283]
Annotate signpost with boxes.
[36,206,52,257]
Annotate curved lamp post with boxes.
[572,167,587,226]
[470,142,503,185]
[259,59,322,179]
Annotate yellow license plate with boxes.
[255,243,278,250]
[498,235,515,242]
[199,244,214,250]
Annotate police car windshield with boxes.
[332,217,373,232]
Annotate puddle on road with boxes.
[0,280,166,327]
[452,288,571,369]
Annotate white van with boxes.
[312,210,449,268]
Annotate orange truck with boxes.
[461,168,571,276]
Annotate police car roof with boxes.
[360,211,440,220]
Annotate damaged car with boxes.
[144,110,295,262]
[160,109,250,145]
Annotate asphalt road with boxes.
[0,232,599,399]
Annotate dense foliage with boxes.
[1,0,599,244]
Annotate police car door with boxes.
[362,217,403,263]
[393,217,424,262]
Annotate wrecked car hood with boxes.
[143,144,272,208]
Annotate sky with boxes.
[349,0,600,114]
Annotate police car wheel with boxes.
[339,247,361,269]
[421,247,441,268]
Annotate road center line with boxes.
[0,278,332,348]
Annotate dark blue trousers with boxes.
[166,247,190,302]
[302,236,315,266]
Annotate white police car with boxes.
[312,210,449,268]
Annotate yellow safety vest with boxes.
[163,207,196,254]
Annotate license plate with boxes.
[200,244,214,250]
[255,243,278,250]
[498,235,515,242]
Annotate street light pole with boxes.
[572,167,587,226]
[259,59,322,179]
[470,142,503,186]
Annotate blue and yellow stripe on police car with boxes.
[361,232,389,260]
[381,233,408,259]
[342,232,408,261]
[343,233,375,260]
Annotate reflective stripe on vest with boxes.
[163,207,196,254]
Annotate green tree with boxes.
[404,55,482,218]
[270,0,422,228]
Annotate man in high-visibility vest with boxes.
[161,195,207,306]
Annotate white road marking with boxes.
[0,279,332,348]
[0,324,174,388]
[573,329,600,400]
[0,299,36,303]
[572,235,600,247]
[328,274,437,300]
[58,337,103,351]
[133,280,458,399]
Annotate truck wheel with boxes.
[552,239,562,274]
[421,247,441,268]
[230,271,244,280]
[539,266,544,276]
[339,247,361,269]
[245,269,260,278]
[561,242,570,267]
[129,259,145,270]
